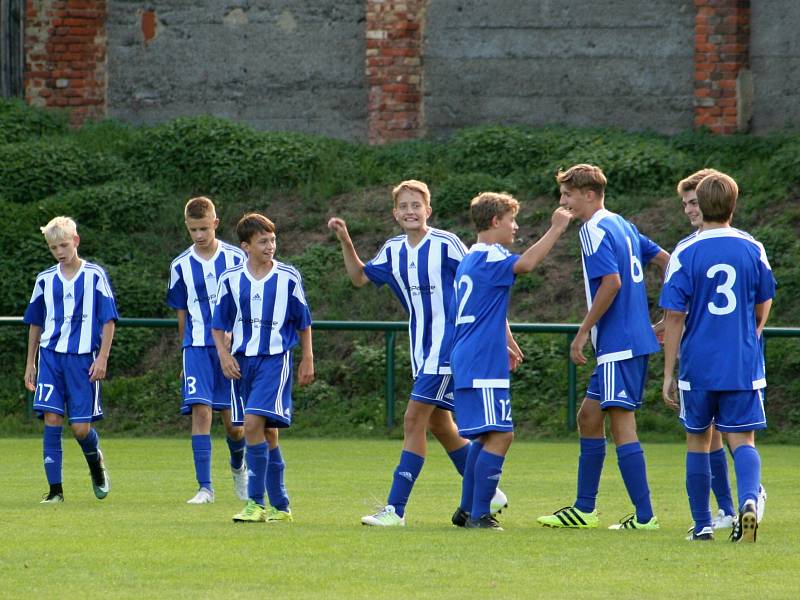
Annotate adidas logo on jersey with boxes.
[64,292,73,299]
[409,261,417,269]
[253,293,262,301]
[618,390,628,399]
[398,471,414,482]
[205,272,215,279]
[44,456,55,464]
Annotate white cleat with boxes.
[711,508,736,530]
[232,464,248,501]
[757,484,767,523]
[491,487,508,515]
[361,505,405,527]
[187,487,215,504]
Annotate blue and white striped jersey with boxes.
[24,260,118,354]
[364,228,467,377]
[579,209,662,364]
[212,260,312,356]
[660,227,776,391]
[451,243,519,390]
[167,241,245,347]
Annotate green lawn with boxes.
[1,438,798,599]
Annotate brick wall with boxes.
[25,0,107,127]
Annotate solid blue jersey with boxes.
[660,227,776,391]
[579,209,661,364]
[364,228,466,377]
[24,260,118,354]
[167,241,245,347]
[212,260,312,356]
[451,243,520,389]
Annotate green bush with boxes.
[434,172,518,218]
[0,98,67,144]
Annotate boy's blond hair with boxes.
[184,196,216,220]
[555,164,607,196]
[40,216,77,242]
[237,213,276,244]
[677,168,720,195]
[696,172,738,223]
[392,180,430,207]
[470,192,519,232]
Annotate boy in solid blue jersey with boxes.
[451,193,572,529]
[661,172,775,542]
[328,180,516,527]
[23,216,118,503]
[212,213,315,523]
[538,164,670,531]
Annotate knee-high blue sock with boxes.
[267,446,289,511]
[471,449,504,518]
[709,447,735,516]
[386,450,424,518]
[227,436,245,470]
[459,442,483,514]
[686,451,712,534]
[617,442,654,523]
[76,428,100,464]
[246,442,269,506]
[574,438,606,513]
[733,445,761,511]
[191,434,212,490]
[448,443,470,476]
[43,425,63,486]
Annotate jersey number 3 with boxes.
[707,263,737,315]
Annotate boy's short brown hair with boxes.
[184,196,216,220]
[236,212,276,244]
[392,180,430,207]
[470,192,519,232]
[677,168,720,196]
[696,172,738,223]
[555,164,607,196]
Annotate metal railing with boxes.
[2,316,798,430]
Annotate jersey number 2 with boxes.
[706,264,737,315]
[456,276,475,325]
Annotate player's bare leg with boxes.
[402,399,437,456]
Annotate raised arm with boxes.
[327,217,370,287]
[513,207,572,274]
[570,273,622,365]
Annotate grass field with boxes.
[1,438,798,599]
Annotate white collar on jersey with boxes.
[403,227,432,252]
[57,259,85,284]
[190,241,222,264]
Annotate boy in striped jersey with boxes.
[329,180,515,527]
[24,217,118,503]
[538,164,669,531]
[212,213,314,523]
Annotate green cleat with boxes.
[361,505,405,527]
[537,506,599,529]
[266,506,294,523]
[609,514,660,530]
[89,449,110,500]
[232,500,266,523]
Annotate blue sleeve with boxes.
[23,281,45,327]
[212,279,236,331]
[755,259,777,304]
[94,269,119,323]
[363,244,393,288]
[639,233,662,265]
[493,254,519,287]
[290,277,312,331]
[659,258,692,312]
[583,235,619,280]
[166,263,188,310]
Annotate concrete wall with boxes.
[750,0,800,133]
[423,0,695,137]
[106,0,367,140]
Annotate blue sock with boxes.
[191,434,212,491]
[686,451,712,534]
[76,428,100,464]
[448,443,470,476]
[733,445,761,511]
[227,436,246,470]
[616,442,654,523]
[574,438,606,513]
[267,446,289,511]
[709,447,735,516]
[386,450,425,518]
[43,425,63,486]
[246,442,269,506]
[471,449,504,518]
[459,442,483,514]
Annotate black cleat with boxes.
[466,513,503,531]
[730,503,758,543]
[686,526,714,541]
[451,507,469,527]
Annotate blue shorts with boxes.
[34,347,103,423]
[679,388,767,434]
[235,351,293,428]
[454,387,513,439]
[182,347,242,424]
[410,373,454,411]
[586,355,649,410]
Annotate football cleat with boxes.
[609,514,660,530]
[756,484,767,523]
[266,506,293,523]
[537,506,599,528]
[186,487,215,504]
[231,463,248,501]
[40,492,64,504]
[232,500,267,523]
[89,449,110,500]
[686,526,714,541]
[451,507,469,528]
[711,508,736,530]
[466,513,503,531]
[491,487,508,515]
[361,505,405,527]
[730,502,757,543]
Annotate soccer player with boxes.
[328,180,514,527]
[537,164,669,531]
[451,193,572,530]
[23,216,117,503]
[212,213,314,523]
[675,170,767,530]
[661,172,775,542]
